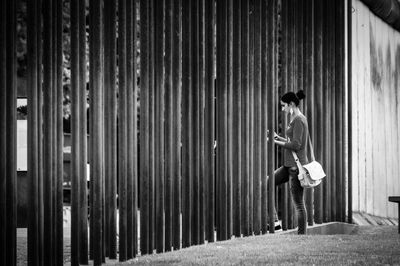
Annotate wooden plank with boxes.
[182,0,193,247]
[118,0,128,260]
[172,0,182,250]
[104,0,118,259]
[252,0,262,235]
[216,0,228,241]
[240,0,250,237]
[89,0,104,263]
[232,0,241,238]
[139,0,150,255]
[204,0,215,243]
[164,0,173,252]
[154,0,165,253]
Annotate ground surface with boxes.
[17,224,400,265]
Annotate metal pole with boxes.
[182,0,193,247]
[118,0,128,260]
[240,0,250,237]
[216,0,228,241]
[90,0,104,263]
[172,0,182,250]
[70,0,81,263]
[104,0,117,259]
[139,0,150,255]
[267,0,277,234]
[27,0,40,264]
[43,0,54,263]
[232,0,241,237]
[347,0,353,224]
[78,0,88,261]
[164,0,173,252]
[154,0,165,253]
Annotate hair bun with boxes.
[296,90,306,100]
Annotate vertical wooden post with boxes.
[182,0,193,247]
[164,0,173,252]
[216,0,228,241]
[79,0,88,263]
[267,0,277,234]
[231,0,241,238]
[0,0,6,263]
[90,0,104,263]
[104,0,117,259]
[118,0,128,260]
[172,0,182,250]
[139,0,150,255]
[154,0,165,254]
[43,0,54,264]
[314,0,323,224]
[240,0,250,237]
[252,0,262,236]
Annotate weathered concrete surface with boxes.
[352,0,400,220]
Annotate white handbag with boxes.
[291,136,326,188]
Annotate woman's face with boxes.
[280,101,290,113]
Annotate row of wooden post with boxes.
[0,0,347,265]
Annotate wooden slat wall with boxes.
[351,0,400,219]
[9,0,350,264]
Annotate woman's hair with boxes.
[281,90,306,106]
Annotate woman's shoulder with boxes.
[292,114,308,126]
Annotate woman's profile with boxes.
[271,90,309,234]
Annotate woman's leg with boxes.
[288,167,307,234]
[268,166,290,221]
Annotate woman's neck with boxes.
[290,107,301,121]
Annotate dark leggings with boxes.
[274,166,307,234]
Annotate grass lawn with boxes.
[17,225,400,265]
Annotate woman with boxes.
[272,90,309,234]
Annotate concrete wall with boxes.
[352,0,400,219]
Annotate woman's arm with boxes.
[282,119,304,151]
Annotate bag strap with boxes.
[308,135,315,161]
[291,134,316,163]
